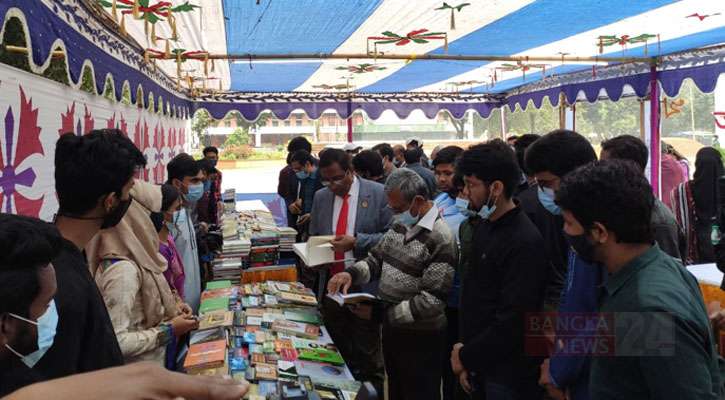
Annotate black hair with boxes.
[202,146,219,156]
[513,134,540,175]
[524,129,597,177]
[404,147,423,164]
[55,129,146,214]
[319,148,351,171]
[453,171,465,190]
[352,150,384,178]
[197,159,217,174]
[166,153,202,183]
[456,140,521,198]
[0,214,62,318]
[290,150,317,167]
[150,184,181,232]
[601,135,648,172]
[287,136,312,153]
[372,143,394,163]
[433,146,463,167]
[556,160,654,244]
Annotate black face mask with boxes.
[100,197,132,230]
[563,230,598,264]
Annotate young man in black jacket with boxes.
[451,141,549,400]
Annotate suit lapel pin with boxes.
[361,201,368,208]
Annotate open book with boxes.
[326,292,398,307]
[293,236,355,267]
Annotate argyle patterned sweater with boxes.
[346,215,458,332]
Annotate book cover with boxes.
[291,337,339,353]
[246,308,265,317]
[264,294,278,306]
[198,310,233,330]
[199,297,230,314]
[189,326,226,346]
[229,357,247,372]
[246,316,263,326]
[251,352,266,366]
[200,287,236,301]
[255,331,266,343]
[206,280,232,290]
[233,327,246,337]
[280,292,318,307]
[263,340,275,354]
[275,339,293,353]
[284,310,323,326]
[271,320,320,340]
[258,380,278,397]
[255,363,278,380]
[243,332,256,345]
[280,347,298,361]
[263,313,283,323]
[312,377,362,393]
[233,347,247,358]
[293,361,345,380]
[249,343,264,354]
[277,360,298,380]
[297,348,345,366]
[184,339,226,370]
[232,311,245,327]
[233,336,243,348]
[246,326,261,333]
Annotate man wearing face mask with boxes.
[371,143,397,182]
[450,141,549,400]
[38,129,142,380]
[0,214,62,396]
[203,146,222,222]
[289,150,324,237]
[166,154,205,313]
[556,161,724,400]
[523,130,604,400]
[328,168,457,400]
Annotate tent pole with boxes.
[500,108,507,140]
[346,101,353,143]
[649,64,661,198]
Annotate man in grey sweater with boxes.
[328,168,458,400]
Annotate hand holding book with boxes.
[327,272,353,295]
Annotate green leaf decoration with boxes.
[173,1,200,12]
[381,31,402,38]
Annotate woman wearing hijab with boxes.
[671,147,724,264]
[150,184,186,301]
[87,180,199,367]
[661,142,687,211]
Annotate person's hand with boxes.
[170,315,200,336]
[331,235,357,253]
[458,370,471,396]
[327,272,352,295]
[539,358,567,400]
[5,361,250,400]
[288,201,301,215]
[709,301,725,330]
[176,302,193,316]
[296,213,310,226]
[200,221,209,235]
[350,304,372,320]
[451,343,464,374]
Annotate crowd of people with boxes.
[2,128,725,400]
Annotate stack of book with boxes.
[276,227,297,253]
[185,280,361,400]
[223,188,236,202]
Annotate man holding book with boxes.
[328,168,457,400]
[308,148,392,398]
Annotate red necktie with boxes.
[332,194,350,275]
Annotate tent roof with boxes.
[109,0,725,95]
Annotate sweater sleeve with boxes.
[347,234,388,285]
[97,261,164,359]
[458,240,548,372]
[387,230,457,325]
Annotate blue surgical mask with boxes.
[183,183,204,203]
[538,186,562,215]
[6,299,58,368]
[174,209,187,225]
[296,171,309,180]
[209,160,218,167]
[477,189,497,220]
[393,159,400,167]
[521,172,527,184]
[394,202,420,226]
[203,181,211,192]
[427,158,433,168]
[455,197,477,218]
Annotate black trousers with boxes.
[382,322,445,400]
[443,306,469,400]
[323,297,385,398]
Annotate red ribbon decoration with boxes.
[117,0,173,17]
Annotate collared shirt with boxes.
[404,203,438,241]
[590,244,724,400]
[434,192,466,243]
[332,176,360,266]
[302,167,319,215]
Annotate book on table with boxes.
[293,236,355,267]
[205,280,232,290]
[198,297,230,314]
[271,320,320,340]
[184,339,226,371]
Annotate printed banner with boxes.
[0,63,189,221]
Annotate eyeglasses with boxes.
[322,171,349,187]
[536,176,561,191]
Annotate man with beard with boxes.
[0,214,62,396]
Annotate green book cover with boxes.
[296,348,345,366]
[206,280,232,289]
[283,310,323,326]
[199,297,229,314]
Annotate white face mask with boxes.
[6,300,58,368]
